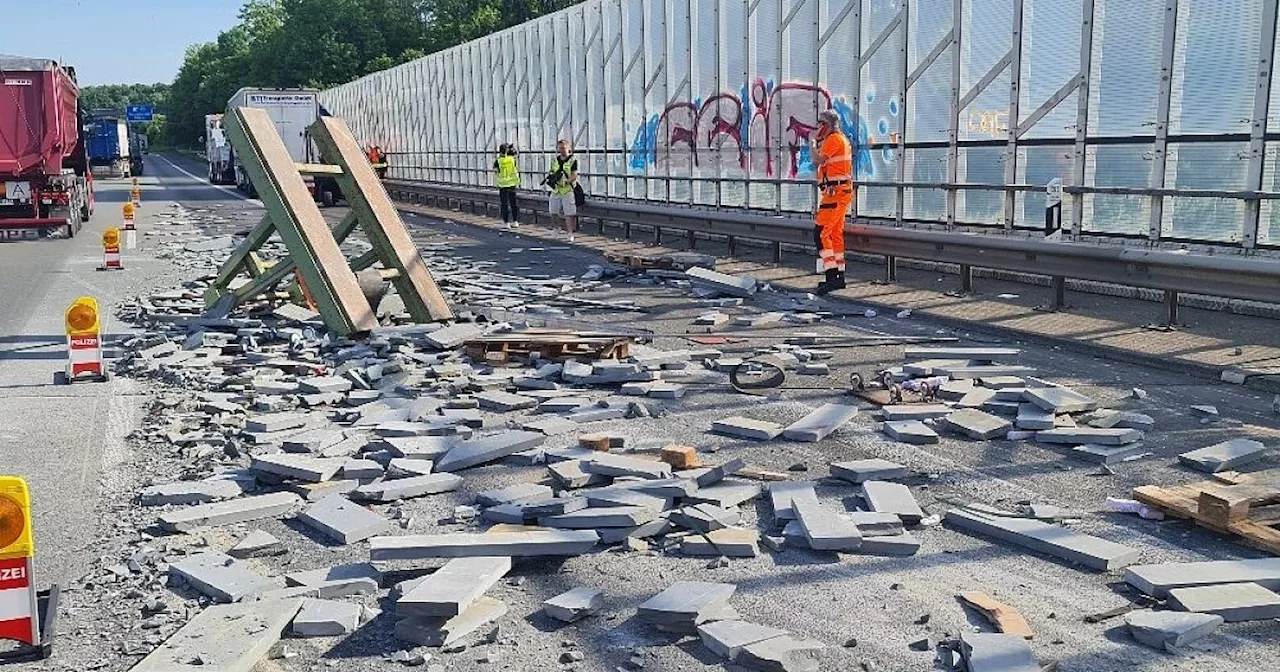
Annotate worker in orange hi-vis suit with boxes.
[810,109,854,294]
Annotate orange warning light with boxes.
[102,228,120,248]
[64,297,100,335]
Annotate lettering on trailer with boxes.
[2,79,33,87]
[247,94,315,106]
[4,182,32,202]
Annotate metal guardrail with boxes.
[385,179,1280,321]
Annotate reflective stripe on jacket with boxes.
[496,155,519,188]
[817,132,853,183]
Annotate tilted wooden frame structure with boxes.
[205,106,452,336]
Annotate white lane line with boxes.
[155,155,261,205]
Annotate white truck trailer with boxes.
[225,88,320,197]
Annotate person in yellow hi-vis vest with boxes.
[494,143,520,229]
[810,109,854,294]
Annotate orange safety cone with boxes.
[0,476,61,661]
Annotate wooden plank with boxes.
[310,116,453,322]
[296,163,344,175]
[1198,484,1280,528]
[227,107,376,335]
[957,592,1034,639]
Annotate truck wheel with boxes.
[322,190,335,208]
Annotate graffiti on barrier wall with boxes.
[629,78,889,179]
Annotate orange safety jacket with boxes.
[817,132,853,186]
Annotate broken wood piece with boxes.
[735,467,790,482]
[957,592,1034,639]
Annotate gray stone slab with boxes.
[1015,404,1056,431]
[435,430,545,472]
[882,420,939,445]
[694,458,746,487]
[945,507,1140,571]
[1124,558,1280,598]
[370,530,600,560]
[387,458,435,478]
[298,495,391,544]
[769,481,818,521]
[394,597,507,647]
[229,530,283,559]
[669,503,741,532]
[597,518,674,544]
[584,488,670,511]
[904,347,1020,360]
[861,481,925,525]
[637,581,737,628]
[245,412,309,433]
[141,479,244,506]
[544,587,605,622]
[902,359,972,376]
[539,506,657,529]
[159,492,302,532]
[685,481,763,508]
[282,428,347,454]
[847,511,907,537]
[881,404,952,421]
[382,435,456,460]
[793,499,862,551]
[960,632,1039,672]
[687,266,757,297]
[582,453,673,479]
[423,322,483,349]
[679,527,760,557]
[943,409,1012,440]
[979,375,1026,389]
[398,556,511,618]
[937,364,1036,380]
[856,532,921,556]
[697,620,789,661]
[298,376,353,394]
[250,453,346,483]
[565,406,630,423]
[1071,443,1148,464]
[284,479,361,502]
[1125,611,1223,651]
[618,477,697,499]
[830,459,908,483]
[284,563,381,589]
[710,416,783,440]
[956,388,998,408]
[481,504,529,524]
[522,497,589,517]
[352,473,463,502]
[170,551,275,603]
[519,415,579,435]
[548,460,609,489]
[476,390,539,412]
[130,598,303,672]
[475,482,554,507]
[1036,427,1143,445]
[1168,582,1280,622]
[1023,387,1098,414]
[736,635,823,672]
[1177,439,1268,473]
[292,598,361,637]
[781,404,860,442]
[341,458,384,480]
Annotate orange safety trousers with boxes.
[815,184,853,272]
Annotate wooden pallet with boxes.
[604,251,713,271]
[464,330,631,364]
[1133,468,1280,555]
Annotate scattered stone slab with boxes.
[250,453,346,483]
[937,364,1036,380]
[370,530,600,560]
[1071,443,1148,464]
[687,267,757,297]
[711,416,783,440]
[548,460,609,489]
[476,391,539,412]
[341,458,384,481]
[245,412,309,433]
[847,511,906,537]
[793,499,861,551]
[769,481,818,521]
[1015,404,1055,431]
[229,530,284,559]
[170,551,275,603]
[1125,611,1223,651]
[960,632,1039,672]
[298,495,391,544]
[387,458,435,478]
[882,420,939,445]
[394,596,508,647]
[352,473,463,502]
[945,507,1140,571]
[670,503,741,531]
[435,431,545,472]
[1124,558,1280,598]
[781,404,859,442]
[1168,582,1280,622]
[1177,439,1268,473]
[902,359,971,376]
[398,556,512,618]
[693,458,746,487]
[1023,387,1098,414]
[141,479,244,506]
[697,620,789,661]
[298,376,353,394]
[686,481,762,508]
[1036,427,1143,446]
[539,506,657,529]
[881,404,951,421]
[159,492,302,532]
[830,459,908,484]
[544,587,605,623]
[475,483,553,507]
[861,481,925,525]
[292,598,361,637]
[737,634,824,672]
[423,322,483,349]
[680,527,760,557]
[943,409,1011,440]
[904,347,1020,360]
[582,453,673,479]
[856,532,921,556]
[130,598,303,672]
[637,581,737,633]
[520,415,579,435]
[383,435,456,460]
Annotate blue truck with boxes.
[86,118,131,177]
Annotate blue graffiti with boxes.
[832,97,875,179]
[629,114,660,170]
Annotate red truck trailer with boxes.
[0,55,93,240]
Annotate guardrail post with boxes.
[687,229,696,249]
[773,241,783,263]
[885,255,898,282]
[1163,290,1179,327]
[959,264,973,294]
[655,227,663,245]
[1050,275,1066,310]
[624,221,632,240]
[728,235,737,256]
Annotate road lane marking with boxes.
[155,155,261,205]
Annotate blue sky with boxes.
[0,0,245,86]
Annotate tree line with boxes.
[163,0,580,148]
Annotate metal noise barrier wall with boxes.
[322,0,1280,257]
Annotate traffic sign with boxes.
[125,104,153,123]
